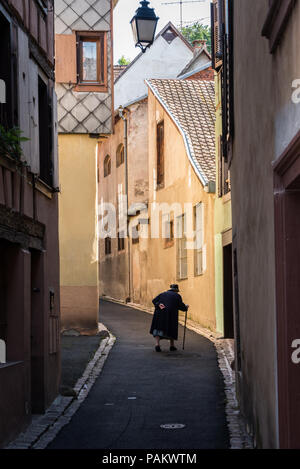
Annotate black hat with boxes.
[170,284,179,292]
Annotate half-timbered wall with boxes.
[54,0,113,134]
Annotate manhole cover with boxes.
[160,424,186,430]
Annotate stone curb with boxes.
[101,297,253,450]
[5,324,116,450]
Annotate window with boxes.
[0,13,18,129]
[218,138,231,197]
[76,32,107,92]
[211,0,225,70]
[176,215,188,280]
[194,203,204,276]
[162,213,174,248]
[38,76,53,187]
[116,144,125,167]
[132,224,140,245]
[211,0,234,160]
[118,231,125,252]
[156,121,164,187]
[262,0,295,53]
[104,155,111,177]
[105,237,111,256]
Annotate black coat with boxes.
[150,290,188,341]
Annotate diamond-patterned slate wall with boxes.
[54,0,113,134]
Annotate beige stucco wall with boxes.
[98,100,149,303]
[59,134,99,333]
[231,0,300,448]
[135,90,216,330]
[98,91,216,331]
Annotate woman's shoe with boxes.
[170,346,177,352]
[155,345,162,352]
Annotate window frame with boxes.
[156,120,165,189]
[194,203,204,277]
[116,143,125,168]
[104,154,111,178]
[0,11,18,130]
[176,214,188,281]
[162,213,174,248]
[38,74,54,187]
[75,31,108,93]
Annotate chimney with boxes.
[192,39,207,56]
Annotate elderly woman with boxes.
[150,284,189,352]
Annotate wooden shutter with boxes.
[11,20,19,127]
[221,0,234,160]
[211,0,224,70]
[228,0,234,140]
[55,33,77,84]
[157,121,164,186]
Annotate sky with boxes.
[113,0,211,64]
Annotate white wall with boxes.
[114,34,193,109]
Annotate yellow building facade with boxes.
[99,79,218,332]
[133,82,216,330]
[136,91,216,330]
[214,71,234,337]
[59,135,100,333]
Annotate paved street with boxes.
[48,300,229,449]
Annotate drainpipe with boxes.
[118,106,131,302]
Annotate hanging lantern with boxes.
[130,1,159,53]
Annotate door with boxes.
[30,250,45,414]
[274,131,300,448]
[223,243,234,339]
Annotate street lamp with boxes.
[130,1,159,53]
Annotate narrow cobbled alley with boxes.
[48,301,229,450]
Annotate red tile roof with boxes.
[147,79,216,184]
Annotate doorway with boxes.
[274,131,300,448]
[30,250,45,414]
[223,242,234,339]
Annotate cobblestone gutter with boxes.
[177,317,253,449]
[5,325,116,450]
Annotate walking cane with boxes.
[182,308,188,350]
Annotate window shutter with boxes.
[228,0,234,139]
[196,203,204,250]
[157,122,164,186]
[55,33,77,84]
[211,0,224,70]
